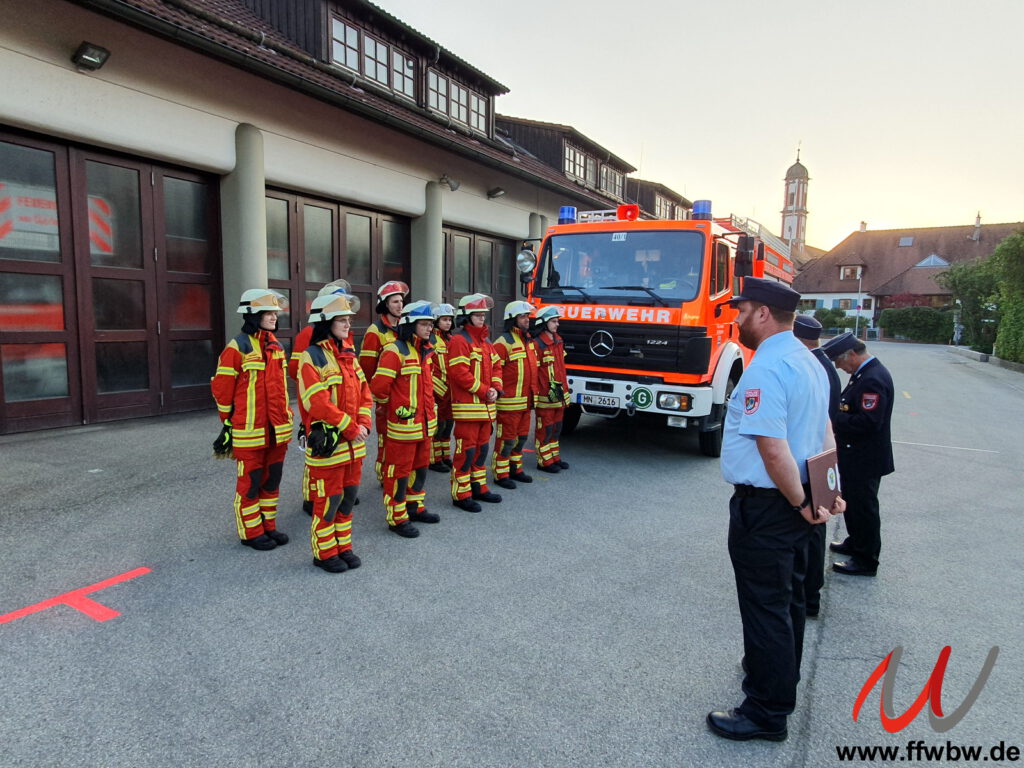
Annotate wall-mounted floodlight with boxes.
[72,42,111,71]
[487,187,506,199]
[439,174,460,192]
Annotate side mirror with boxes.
[517,246,537,286]
[736,235,754,278]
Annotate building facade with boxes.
[0,0,634,433]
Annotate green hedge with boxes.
[993,233,1024,363]
[879,306,953,343]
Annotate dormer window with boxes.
[426,69,488,134]
[916,253,949,267]
[600,166,624,198]
[330,16,416,101]
[840,265,862,280]
[655,195,672,219]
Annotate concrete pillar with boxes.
[220,123,267,340]
[411,181,444,302]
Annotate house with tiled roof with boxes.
[0,0,640,433]
[792,217,1023,330]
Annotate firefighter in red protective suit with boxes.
[288,280,352,516]
[492,300,540,490]
[428,303,456,473]
[359,281,409,485]
[532,306,572,473]
[447,293,503,512]
[297,293,372,573]
[211,289,293,550]
[369,300,440,538]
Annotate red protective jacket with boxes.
[534,330,571,409]
[369,336,438,441]
[447,323,502,421]
[493,327,540,412]
[358,317,398,383]
[211,330,293,449]
[297,337,373,467]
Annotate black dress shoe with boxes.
[829,539,853,555]
[833,559,877,577]
[706,709,787,742]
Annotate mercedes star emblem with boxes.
[589,330,614,357]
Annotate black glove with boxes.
[212,423,233,459]
[547,381,565,404]
[296,422,307,450]
[308,422,341,458]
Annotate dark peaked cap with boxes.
[822,331,859,360]
[727,277,801,312]
[793,314,823,340]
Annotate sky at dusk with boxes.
[379,0,1023,251]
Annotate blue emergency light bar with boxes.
[692,200,713,220]
[558,206,577,224]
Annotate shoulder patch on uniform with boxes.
[744,389,761,415]
[861,392,880,411]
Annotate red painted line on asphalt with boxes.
[0,567,151,625]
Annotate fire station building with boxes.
[0,0,638,434]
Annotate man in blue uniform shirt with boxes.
[793,314,842,618]
[708,278,845,743]
[822,332,895,577]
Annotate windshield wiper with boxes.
[598,285,668,307]
[548,285,594,303]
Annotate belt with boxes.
[733,484,783,498]
[732,482,812,500]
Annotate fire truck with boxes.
[516,200,794,456]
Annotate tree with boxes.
[937,258,1000,353]
[991,232,1024,363]
[813,307,847,329]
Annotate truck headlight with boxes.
[657,392,692,411]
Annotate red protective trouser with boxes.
[493,410,531,479]
[374,405,387,483]
[232,442,289,541]
[450,420,492,500]
[535,407,564,468]
[308,459,362,560]
[382,439,430,526]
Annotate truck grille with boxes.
[559,321,711,374]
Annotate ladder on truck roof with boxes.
[717,215,791,260]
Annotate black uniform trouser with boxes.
[728,492,811,730]
[804,523,826,613]
[841,475,882,569]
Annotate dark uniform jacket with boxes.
[812,347,842,421]
[834,357,894,480]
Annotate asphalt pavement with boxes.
[1,341,1021,767]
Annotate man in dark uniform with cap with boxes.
[708,278,845,743]
[793,315,841,617]
[821,332,894,577]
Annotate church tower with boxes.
[781,151,809,261]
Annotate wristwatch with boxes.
[789,495,811,514]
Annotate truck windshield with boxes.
[534,230,704,304]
